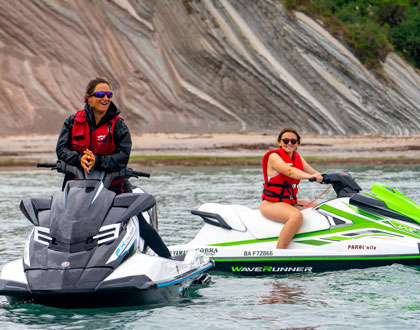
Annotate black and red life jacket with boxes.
[262,148,303,205]
[71,109,122,155]
[70,109,126,192]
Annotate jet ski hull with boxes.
[206,253,420,275]
[0,255,213,308]
[170,244,420,275]
[1,284,188,308]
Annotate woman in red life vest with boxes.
[260,128,323,249]
[56,76,131,188]
[56,76,171,258]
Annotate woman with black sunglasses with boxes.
[260,127,323,249]
[56,76,171,258]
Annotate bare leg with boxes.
[260,200,303,249]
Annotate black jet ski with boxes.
[0,161,213,308]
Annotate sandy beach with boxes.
[0,133,419,168]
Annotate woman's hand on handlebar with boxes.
[81,149,96,173]
[308,173,323,183]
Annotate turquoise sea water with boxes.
[0,165,419,329]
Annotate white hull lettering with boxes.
[171,248,219,256]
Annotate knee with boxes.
[288,211,303,225]
[259,201,271,218]
[259,201,267,213]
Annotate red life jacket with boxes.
[70,109,125,190]
[262,148,303,205]
[71,109,122,155]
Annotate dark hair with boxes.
[277,127,301,144]
[84,76,111,103]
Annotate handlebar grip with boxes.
[132,170,150,178]
[308,177,316,182]
[37,163,57,168]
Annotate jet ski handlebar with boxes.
[37,163,58,168]
[129,169,151,178]
[309,172,362,197]
[308,174,328,183]
[37,161,150,188]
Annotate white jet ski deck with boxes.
[170,172,420,275]
[0,161,213,308]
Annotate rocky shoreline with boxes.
[0,133,419,169]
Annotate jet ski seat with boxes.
[195,203,249,231]
[239,209,331,239]
[194,203,331,239]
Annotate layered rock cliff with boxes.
[1,0,419,136]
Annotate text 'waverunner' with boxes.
[170,172,420,275]
[0,161,213,308]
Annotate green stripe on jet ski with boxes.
[316,204,420,239]
[347,204,384,220]
[298,232,401,245]
[323,235,353,241]
[319,204,372,224]
[294,239,331,246]
[323,232,398,241]
[214,255,420,262]
[210,237,277,246]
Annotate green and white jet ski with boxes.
[169,172,420,275]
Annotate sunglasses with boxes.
[281,138,298,145]
[90,91,113,98]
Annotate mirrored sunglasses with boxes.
[90,91,113,98]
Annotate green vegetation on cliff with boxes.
[283,0,420,70]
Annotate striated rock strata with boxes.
[1,0,419,136]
